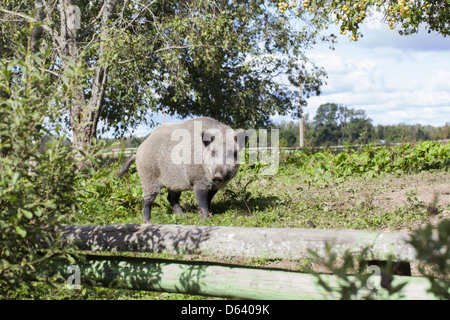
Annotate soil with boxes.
[266,171,450,275]
[364,172,450,211]
[300,171,450,232]
[355,172,450,231]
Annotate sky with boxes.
[125,10,450,137]
[298,15,450,127]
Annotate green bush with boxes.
[75,161,142,225]
[0,50,81,298]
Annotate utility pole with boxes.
[299,78,304,148]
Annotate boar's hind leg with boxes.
[142,185,161,224]
[167,190,185,215]
[195,189,211,220]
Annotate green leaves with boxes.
[408,220,450,299]
[114,0,331,130]
[14,226,27,238]
[282,141,450,184]
[283,0,450,40]
[1,49,80,297]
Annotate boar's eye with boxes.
[202,134,215,147]
[211,150,216,157]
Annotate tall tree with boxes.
[313,103,344,145]
[276,121,299,147]
[345,108,374,144]
[1,0,331,153]
[313,103,373,146]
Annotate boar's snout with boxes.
[211,166,232,184]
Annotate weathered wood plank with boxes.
[49,254,436,300]
[60,224,417,261]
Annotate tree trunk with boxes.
[58,224,417,262]
[30,0,45,52]
[298,80,304,148]
[43,254,435,300]
[59,0,116,155]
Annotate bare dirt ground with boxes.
[364,172,449,210]
[351,171,450,231]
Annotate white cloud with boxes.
[427,70,450,91]
[309,52,347,74]
[301,23,450,127]
[365,8,384,31]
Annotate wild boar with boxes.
[116,117,246,223]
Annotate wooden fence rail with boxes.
[60,224,417,261]
[48,224,440,300]
[104,139,450,157]
[48,253,432,300]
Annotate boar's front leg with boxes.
[208,189,218,211]
[167,190,185,215]
[195,189,211,220]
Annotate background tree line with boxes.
[276,103,450,147]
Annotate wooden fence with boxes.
[46,224,439,300]
[105,139,450,158]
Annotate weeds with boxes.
[405,189,426,210]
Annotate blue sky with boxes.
[125,11,450,137]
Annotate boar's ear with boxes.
[234,129,247,150]
[202,130,215,147]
